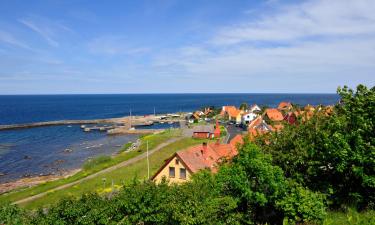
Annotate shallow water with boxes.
[0,125,139,183]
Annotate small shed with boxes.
[192,125,215,139]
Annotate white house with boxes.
[249,104,261,113]
[242,112,257,125]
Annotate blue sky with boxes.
[0,0,374,94]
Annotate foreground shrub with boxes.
[258,85,375,209]
[215,142,326,224]
[0,203,27,225]
[276,182,327,224]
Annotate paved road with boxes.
[225,124,245,143]
[13,137,183,205]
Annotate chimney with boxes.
[201,142,208,156]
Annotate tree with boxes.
[258,84,375,209]
[215,141,326,224]
[239,102,248,111]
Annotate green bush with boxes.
[277,182,327,224]
[219,125,227,137]
[215,141,326,224]
[0,203,27,225]
[258,84,375,209]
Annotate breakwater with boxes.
[0,114,185,131]
[0,119,117,131]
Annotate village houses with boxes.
[153,101,321,184]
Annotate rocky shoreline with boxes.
[0,169,80,194]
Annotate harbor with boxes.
[0,113,186,133]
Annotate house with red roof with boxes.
[264,109,284,122]
[152,140,242,184]
[283,111,300,125]
[220,106,236,116]
[192,125,215,139]
[220,106,243,124]
[229,109,243,124]
[278,102,292,111]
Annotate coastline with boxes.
[0,169,81,195]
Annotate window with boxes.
[169,167,175,178]
[180,168,186,179]
[175,159,179,165]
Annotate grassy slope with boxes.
[0,129,181,204]
[324,209,375,224]
[22,137,203,209]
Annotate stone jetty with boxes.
[0,113,186,131]
[0,119,115,131]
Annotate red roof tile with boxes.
[168,142,238,174]
[278,102,292,110]
[248,116,263,129]
[265,109,284,121]
[229,134,244,153]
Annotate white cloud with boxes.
[0,30,30,49]
[212,0,375,45]
[19,18,59,47]
[87,35,150,55]
[147,0,375,92]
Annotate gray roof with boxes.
[192,125,214,133]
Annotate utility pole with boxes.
[129,109,132,128]
[154,107,156,116]
[147,140,150,180]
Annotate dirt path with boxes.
[13,137,183,205]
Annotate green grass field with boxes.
[21,137,203,209]
[0,129,182,204]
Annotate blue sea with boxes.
[0,94,339,183]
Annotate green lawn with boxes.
[0,129,181,204]
[21,137,203,209]
[324,209,375,225]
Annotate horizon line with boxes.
[0,92,338,96]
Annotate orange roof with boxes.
[248,116,263,129]
[229,134,244,152]
[154,141,238,176]
[265,109,284,121]
[228,108,242,118]
[304,104,315,112]
[176,144,219,173]
[220,106,237,116]
[278,102,292,110]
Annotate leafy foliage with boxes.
[216,142,326,224]
[276,182,327,224]
[239,102,248,110]
[0,203,27,225]
[257,84,375,209]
